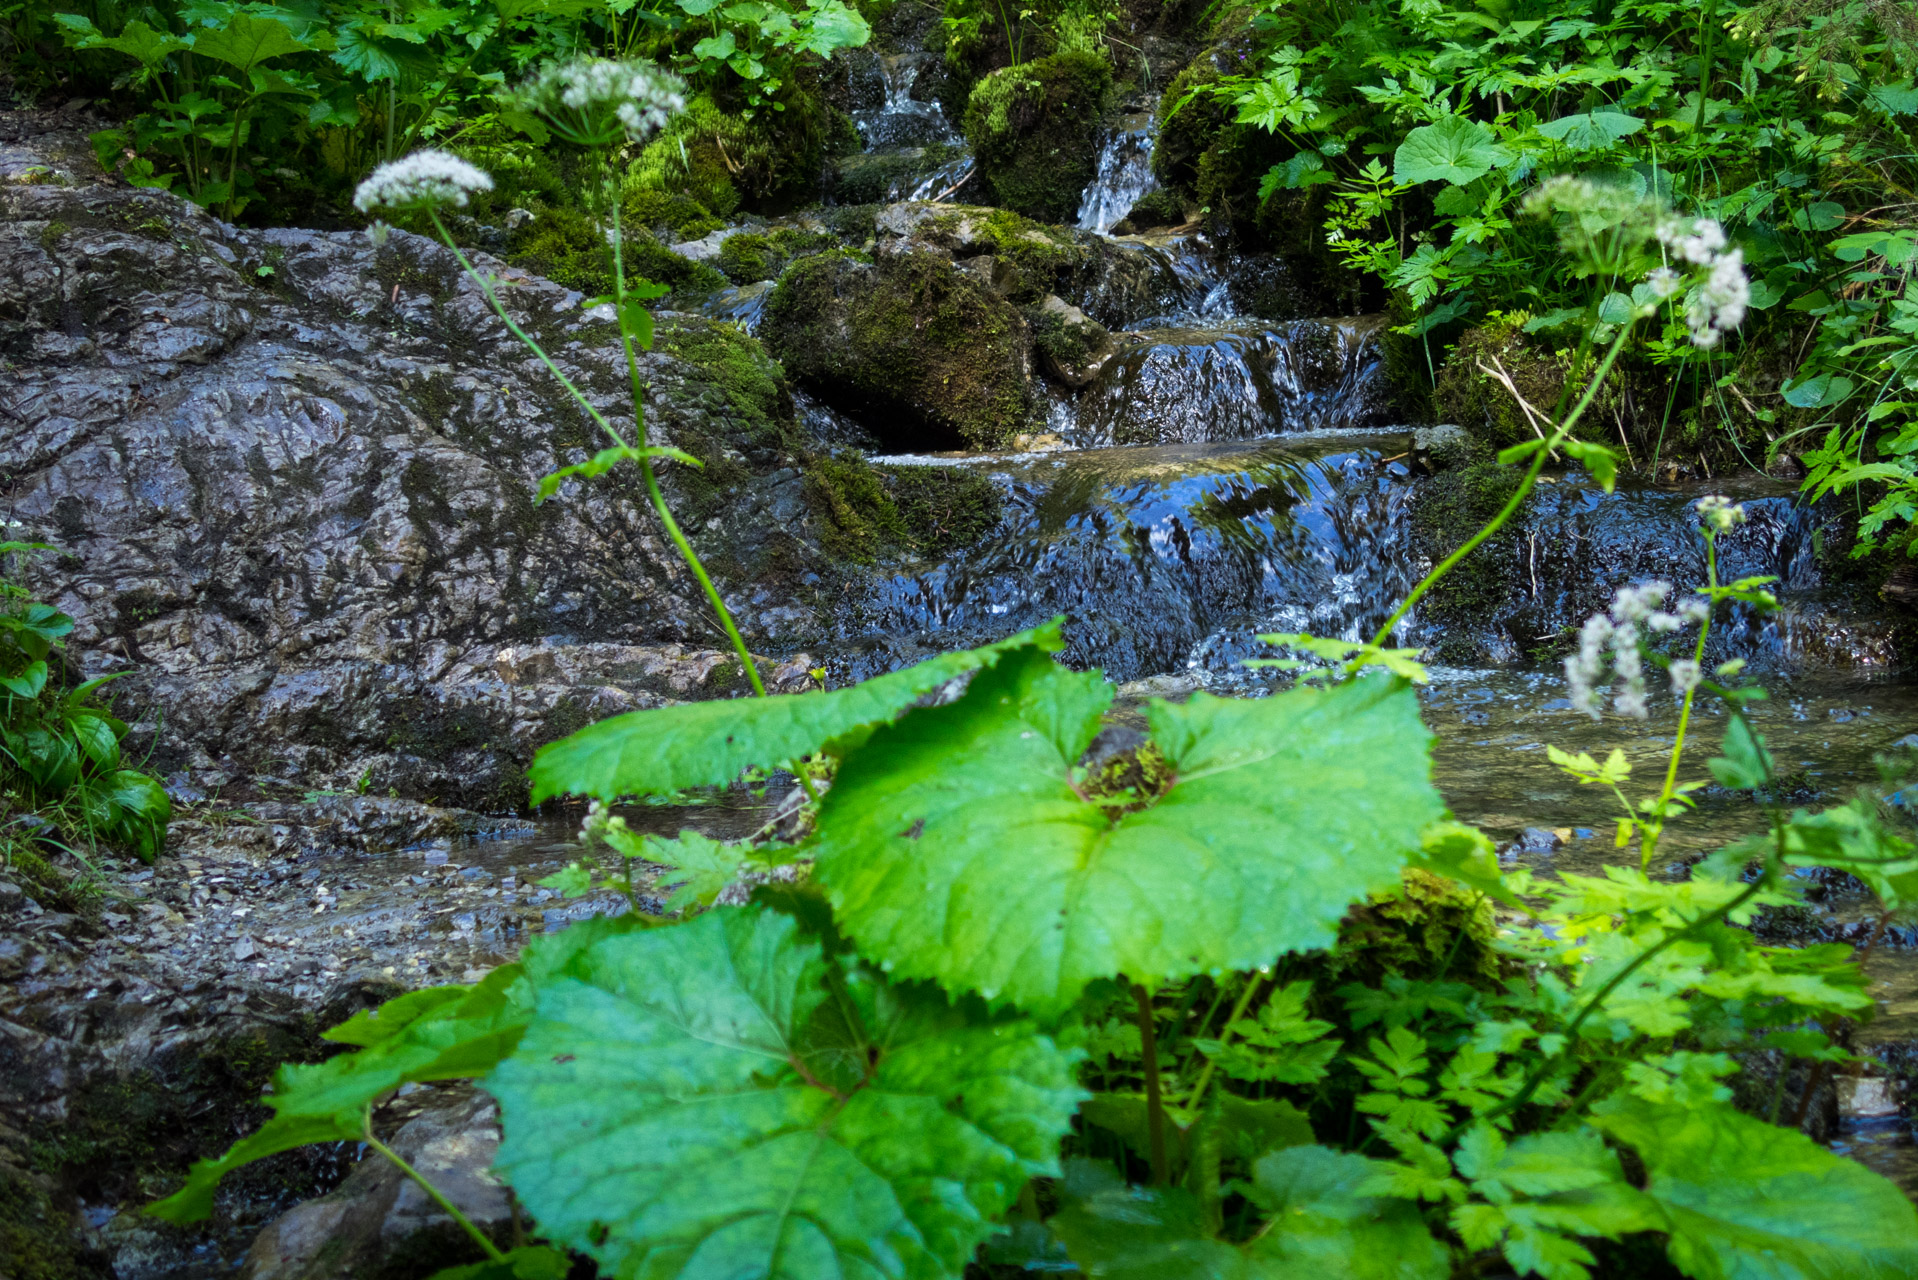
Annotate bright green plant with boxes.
[143,89,1918,1280]
[0,543,171,862]
[670,0,869,114]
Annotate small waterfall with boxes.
[853,55,961,151]
[1063,318,1393,447]
[1076,110,1158,235]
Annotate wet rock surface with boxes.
[0,111,832,808]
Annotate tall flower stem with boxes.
[1365,322,1637,654]
[1641,530,1719,865]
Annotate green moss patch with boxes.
[620,189,724,242]
[506,206,724,302]
[804,452,1003,563]
[715,228,841,285]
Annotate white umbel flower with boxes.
[1695,494,1748,532]
[512,58,687,146]
[1650,217,1749,348]
[354,150,493,214]
[1563,579,1714,720]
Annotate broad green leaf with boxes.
[1535,110,1644,151]
[533,444,702,503]
[1592,1094,1918,1280]
[421,1246,571,1280]
[191,11,314,71]
[147,918,635,1223]
[323,986,471,1046]
[1,659,47,698]
[815,651,1440,1015]
[489,906,1084,1280]
[66,17,191,69]
[68,712,121,769]
[1781,802,1918,911]
[791,0,871,57]
[1244,1145,1451,1278]
[527,620,1064,803]
[1393,115,1511,186]
[1049,1159,1250,1279]
[1781,372,1856,409]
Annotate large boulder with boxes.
[961,51,1113,222]
[0,110,829,807]
[760,248,1037,450]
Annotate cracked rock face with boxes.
[0,112,831,807]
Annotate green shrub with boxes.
[0,548,170,862]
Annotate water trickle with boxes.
[1064,317,1393,447]
[1076,109,1158,235]
[853,54,961,151]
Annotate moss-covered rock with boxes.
[1114,187,1188,233]
[803,451,1004,562]
[505,205,724,302]
[715,228,841,285]
[1431,315,1640,448]
[1027,294,1114,388]
[619,189,723,242]
[627,89,839,217]
[761,248,1036,450]
[828,142,968,206]
[961,50,1113,223]
[1404,435,1524,642]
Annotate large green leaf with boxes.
[814,652,1440,1015]
[1049,1148,1448,1280]
[1392,115,1512,185]
[489,906,1084,1280]
[527,620,1064,803]
[191,11,315,71]
[147,918,636,1223]
[1592,1094,1918,1279]
[1535,110,1644,151]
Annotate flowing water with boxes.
[1076,109,1158,234]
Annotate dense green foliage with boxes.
[0,545,170,863]
[29,0,870,221]
[1163,0,1918,542]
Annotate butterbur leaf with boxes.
[489,906,1084,1280]
[534,445,703,503]
[421,1246,571,1280]
[528,620,1064,803]
[815,652,1440,1014]
[1593,1094,1918,1279]
[1393,115,1512,185]
[1407,820,1511,901]
[1244,1146,1451,1278]
[191,11,315,71]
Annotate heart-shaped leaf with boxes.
[814,650,1442,1014]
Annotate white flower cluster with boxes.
[1564,581,1710,719]
[353,149,493,214]
[515,58,687,144]
[1695,493,1748,533]
[1654,216,1749,348]
[578,798,631,843]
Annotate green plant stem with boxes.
[1181,974,1263,1114]
[1364,323,1637,653]
[363,1118,506,1263]
[1132,982,1170,1187]
[1693,0,1718,132]
[1642,532,1718,866]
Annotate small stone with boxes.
[233,936,258,961]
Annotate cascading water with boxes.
[1075,109,1158,235]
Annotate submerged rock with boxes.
[0,112,834,806]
